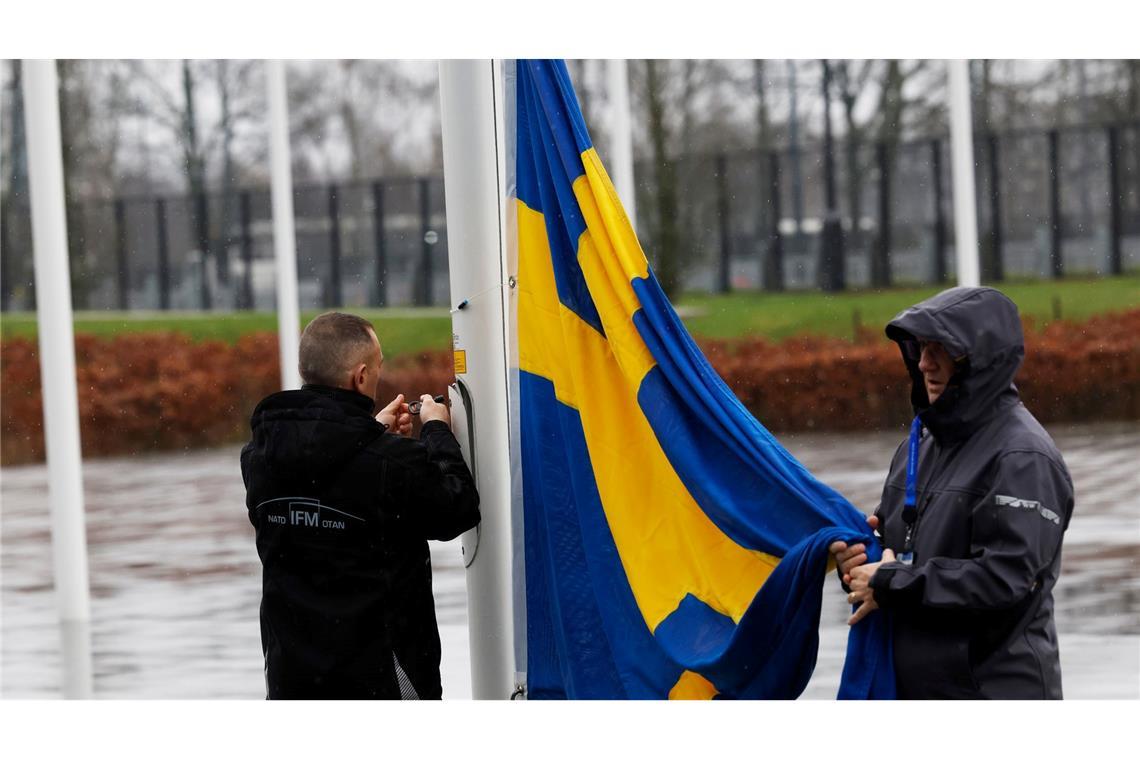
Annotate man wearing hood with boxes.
[241,312,480,699]
[829,287,1073,699]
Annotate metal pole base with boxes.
[60,618,94,699]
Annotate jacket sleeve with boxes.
[391,420,481,541]
[240,442,257,527]
[871,450,1072,611]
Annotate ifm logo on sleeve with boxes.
[995,494,1060,525]
[256,497,365,531]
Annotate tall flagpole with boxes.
[22,59,94,699]
[266,60,302,390]
[947,59,981,287]
[438,59,518,699]
[606,59,637,233]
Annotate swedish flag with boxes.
[517,60,894,699]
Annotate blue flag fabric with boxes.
[516,59,895,699]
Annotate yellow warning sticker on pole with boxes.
[454,350,467,374]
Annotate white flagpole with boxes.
[606,59,637,233]
[22,58,94,699]
[438,59,517,700]
[266,60,302,390]
[947,59,981,288]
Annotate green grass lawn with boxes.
[2,276,1138,355]
[676,275,1140,342]
[0,308,455,358]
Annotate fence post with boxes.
[371,180,388,307]
[1107,125,1123,276]
[240,190,254,309]
[986,133,1004,282]
[216,196,230,287]
[765,150,785,292]
[194,190,212,309]
[715,153,732,293]
[818,59,845,292]
[873,141,892,288]
[62,201,83,310]
[416,176,434,306]
[0,200,10,312]
[931,138,947,284]
[327,184,342,308]
[1048,130,1064,279]
[786,60,805,240]
[113,198,129,310]
[155,198,170,310]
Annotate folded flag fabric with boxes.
[516,59,895,699]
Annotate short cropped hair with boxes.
[298,312,378,387]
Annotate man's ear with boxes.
[350,364,367,392]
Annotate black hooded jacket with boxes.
[240,385,479,699]
[870,287,1074,699]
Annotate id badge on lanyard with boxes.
[899,523,915,565]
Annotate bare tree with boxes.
[1128,59,1140,119]
[2,61,29,310]
[568,59,602,145]
[834,60,875,244]
[338,60,368,181]
[973,59,993,132]
[56,61,100,307]
[5,60,138,309]
[176,60,216,300]
[640,60,683,298]
[754,60,773,153]
[754,60,772,239]
[3,61,27,214]
[213,59,263,289]
[118,59,268,300]
[287,60,439,182]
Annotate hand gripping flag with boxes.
[517,60,895,699]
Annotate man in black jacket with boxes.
[241,312,480,699]
[829,287,1073,698]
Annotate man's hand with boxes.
[827,515,881,584]
[417,394,450,426]
[846,547,895,625]
[376,394,413,435]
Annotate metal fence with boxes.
[1,122,1137,313]
[632,122,1140,293]
[0,174,451,313]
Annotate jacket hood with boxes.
[246,385,384,484]
[885,287,1024,442]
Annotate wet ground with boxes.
[2,422,1137,699]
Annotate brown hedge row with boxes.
[710,308,1140,432]
[3,310,1138,465]
[0,333,455,465]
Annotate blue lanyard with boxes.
[904,415,923,513]
[899,415,923,564]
